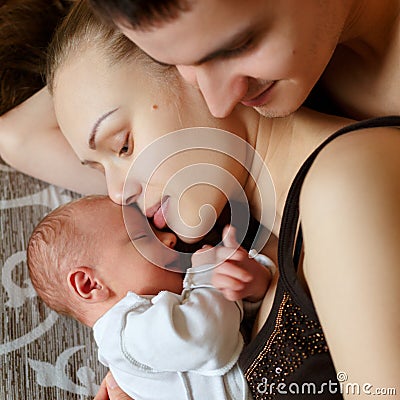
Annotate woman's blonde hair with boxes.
[46,0,144,94]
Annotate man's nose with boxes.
[176,65,198,86]
[177,64,248,118]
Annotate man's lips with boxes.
[241,81,276,107]
[146,196,169,229]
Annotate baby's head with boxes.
[27,195,182,327]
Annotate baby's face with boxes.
[77,198,183,298]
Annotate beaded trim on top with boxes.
[245,292,330,399]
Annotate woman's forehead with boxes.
[54,55,125,130]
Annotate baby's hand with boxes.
[212,225,272,302]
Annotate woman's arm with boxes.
[0,87,107,194]
[94,372,133,400]
[300,127,400,397]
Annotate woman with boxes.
[0,1,400,398]
[45,2,400,399]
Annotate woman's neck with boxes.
[244,108,351,236]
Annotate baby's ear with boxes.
[67,267,110,302]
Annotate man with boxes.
[89,0,400,119]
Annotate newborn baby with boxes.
[27,196,274,400]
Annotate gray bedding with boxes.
[0,158,106,399]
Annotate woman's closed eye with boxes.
[81,159,105,174]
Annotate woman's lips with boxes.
[241,81,276,107]
[152,196,169,229]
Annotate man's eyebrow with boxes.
[88,108,119,150]
[191,28,254,66]
[148,28,253,67]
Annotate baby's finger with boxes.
[220,288,245,302]
[212,272,246,292]
[191,245,216,267]
[215,245,248,264]
[213,261,253,283]
[222,225,240,249]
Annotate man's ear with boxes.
[67,267,110,302]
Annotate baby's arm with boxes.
[193,225,274,302]
[122,288,243,373]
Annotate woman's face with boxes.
[53,45,249,242]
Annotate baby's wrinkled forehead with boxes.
[73,195,117,214]
[72,197,148,234]
[67,196,121,228]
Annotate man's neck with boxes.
[340,0,400,56]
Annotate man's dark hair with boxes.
[88,0,192,30]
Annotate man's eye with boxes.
[226,38,253,57]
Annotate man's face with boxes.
[119,0,343,118]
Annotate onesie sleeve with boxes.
[121,271,243,375]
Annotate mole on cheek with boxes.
[152,104,158,110]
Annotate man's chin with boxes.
[254,104,297,119]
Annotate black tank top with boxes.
[239,116,400,399]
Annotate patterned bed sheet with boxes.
[0,158,106,399]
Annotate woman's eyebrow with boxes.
[88,107,119,150]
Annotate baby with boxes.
[27,196,274,400]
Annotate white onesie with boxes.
[93,258,273,400]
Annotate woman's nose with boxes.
[105,169,142,205]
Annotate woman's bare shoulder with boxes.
[302,126,400,202]
[299,126,400,252]
[298,126,400,388]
